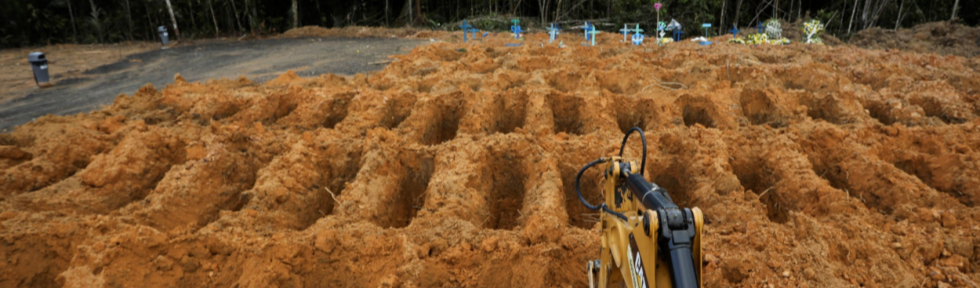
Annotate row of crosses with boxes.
[619,24,645,45]
[458,20,481,42]
[582,22,601,46]
[459,19,748,47]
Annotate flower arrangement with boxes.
[729,32,790,45]
[802,19,825,44]
[764,18,782,40]
[725,18,790,45]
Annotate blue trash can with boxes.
[158,26,170,46]
[28,52,51,87]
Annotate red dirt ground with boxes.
[1,30,979,288]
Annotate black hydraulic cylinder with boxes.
[667,245,699,288]
[624,169,699,288]
[626,172,678,210]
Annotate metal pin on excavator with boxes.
[576,127,704,288]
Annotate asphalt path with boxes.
[0,37,427,131]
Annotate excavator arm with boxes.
[577,127,704,288]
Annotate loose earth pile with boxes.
[1,32,979,287]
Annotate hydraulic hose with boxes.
[575,158,605,211]
[575,157,629,221]
[619,127,647,176]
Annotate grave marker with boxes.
[620,24,631,42]
[631,24,645,45]
[510,19,523,39]
[587,26,601,46]
[459,20,474,42]
[547,23,561,44]
[700,23,713,45]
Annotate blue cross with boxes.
[631,24,644,35]
[547,23,561,44]
[729,26,740,37]
[756,21,763,34]
[620,24,631,42]
[510,19,523,39]
[673,29,684,42]
[459,20,474,42]
[467,27,481,41]
[583,22,589,40]
[587,26,601,46]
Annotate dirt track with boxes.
[1,31,979,287]
[0,37,426,131]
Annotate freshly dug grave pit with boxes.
[1,31,979,288]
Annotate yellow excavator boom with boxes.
[577,127,704,288]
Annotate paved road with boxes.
[0,37,427,131]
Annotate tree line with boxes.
[1,0,976,48]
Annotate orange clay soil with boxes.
[2,31,980,288]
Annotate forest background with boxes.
[1,0,977,48]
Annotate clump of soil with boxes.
[850,21,980,57]
[1,31,979,288]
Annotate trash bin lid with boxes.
[158,26,167,32]
[28,52,46,62]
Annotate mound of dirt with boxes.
[850,21,980,57]
[1,32,979,288]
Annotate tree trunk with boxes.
[188,0,197,34]
[894,0,904,29]
[788,0,793,21]
[230,0,243,34]
[314,0,323,26]
[291,0,299,28]
[67,0,78,43]
[554,0,562,23]
[847,0,858,35]
[415,0,423,25]
[245,0,254,34]
[123,0,133,40]
[735,0,743,28]
[720,0,727,35]
[538,0,548,25]
[143,0,153,40]
[164,0,181,40]
[208,0,220,35]
[773,0,778,20]
[866,0,892,28]
[797,0,802,21]
[90,0,104,43]
[950,0,959,20]
[606,0,611,18]
[860,0,872,26]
